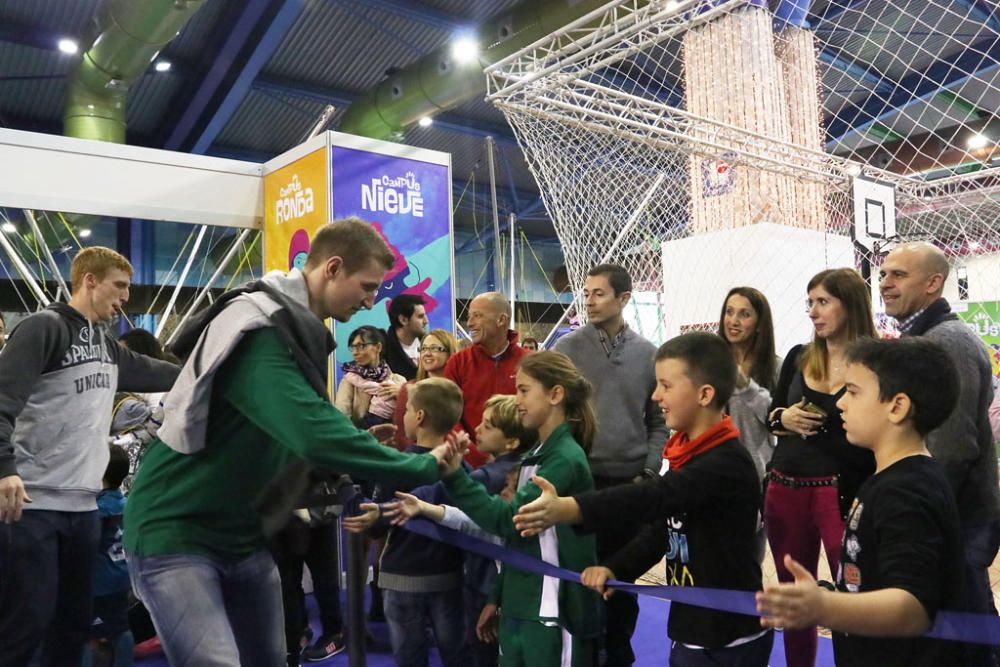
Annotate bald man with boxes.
[444,292,528,466]
[880,243,1000,649]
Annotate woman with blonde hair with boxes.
[391,328,458,449]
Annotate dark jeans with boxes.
[962,520,1000,667]
[669,631,773,667]
[593,474,641,667]
[0,509,99,667]
[383,587,473,667]
[271,519,343,657]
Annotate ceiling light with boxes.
[665,0,681,10]
[846,164,862,176]
[58,39,78,55]
[418,116,433,128]
[451,36,479,64]
[1,223,15,233]
[967,133,990,150]
[79,229,92,239]
[154,60,171,72]
[970,240,982,250]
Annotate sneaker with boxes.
[301,634,346,661]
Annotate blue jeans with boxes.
[383,587,473,667]
[0,509,99,667]
[127,550,285,667]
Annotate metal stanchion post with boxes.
[346,486,367,667]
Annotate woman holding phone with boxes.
[763,268,877,667]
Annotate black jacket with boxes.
[383,326,418,380]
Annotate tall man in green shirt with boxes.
[124,218,450,667]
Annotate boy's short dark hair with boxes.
[655,332,736,409]
[586,264,632,296]
[409,377,464,436]
[104,445,130,490]
[387,294,425,329]
[845,337,959,437]
[119,328,165,360]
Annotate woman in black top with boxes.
[764,268,876,667]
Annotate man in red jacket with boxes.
[445,292,528,466]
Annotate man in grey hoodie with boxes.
[880,242,1000,666]
[0,246,179,667]
[553,263,669,667]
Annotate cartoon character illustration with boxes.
[370,221,440,314]
[286,221,444,315]
[288,228,310,272]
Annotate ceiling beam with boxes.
[825,35,1000,147]
[818,48,891,94]
[337,0,466,32]
[812,0,869,26]
[0,21,73,51]
[252,75,520,145]
[953,0,1000,34]
[163,0,278,151]
[180,0,306,155]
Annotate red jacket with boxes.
[444,330,529,467]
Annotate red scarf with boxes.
[662,416,740,472]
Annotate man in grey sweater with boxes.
[880,242,1000,659]
[554,263,668,667]
[0,247,179,667]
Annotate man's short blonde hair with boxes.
[409,377,464,436]
[70,247,133,293]
[305,217,395,274]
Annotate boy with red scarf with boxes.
[515,332,772,665]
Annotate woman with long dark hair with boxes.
[764,268,877,667]
[717,287,778,480]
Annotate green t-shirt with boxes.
[124,327,438,561]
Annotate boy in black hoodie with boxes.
[515,332,772,665]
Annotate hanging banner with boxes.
[329,144,454,376]
[262,147,328,272]
[955,301,1000,381]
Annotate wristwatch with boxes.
[767,408,785,433]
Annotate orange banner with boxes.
[263,148,328,273]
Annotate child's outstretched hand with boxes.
[581,566,617,600]
[513,475,570,537]
[476,603,499,643]
[381,491,424,526]
[756,554,825,630]
[342,502,380,533]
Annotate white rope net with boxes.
[487,0,1000,354]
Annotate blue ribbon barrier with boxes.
[398,516,1000,646]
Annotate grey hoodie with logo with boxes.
[0,303,179,512]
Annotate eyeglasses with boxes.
[348,342,377,352]
[418,345,447,354]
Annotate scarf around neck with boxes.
[341,360,391,382]
[662,415,740,472]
